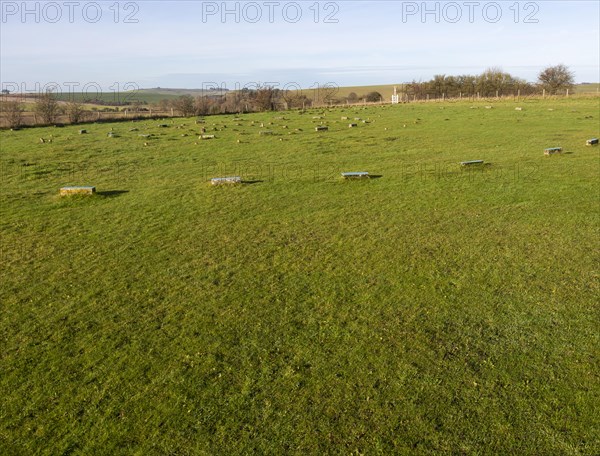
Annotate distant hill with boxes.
[136,87,229,97]
[575,83,599,93]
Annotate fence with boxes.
[0,109,176,129]
[1,91,598,129]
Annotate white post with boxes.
[391,86,399,104]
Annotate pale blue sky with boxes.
[1,1,598,92]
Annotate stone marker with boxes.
[544,147,562,156]
[211,176,241,186]
[60,186,96,196]
[342,172,369,179]
[79,129,87,134]
[349,123,358,128]
[460,160,484,166]
[586,138,599,146]
[515,107,523,111]
[201,134,215,139]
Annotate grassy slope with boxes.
[51,91,180,105]
[0,97,599,455]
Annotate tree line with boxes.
[144,64,578,115]
[0,64,578,129]
[403,64,575,99]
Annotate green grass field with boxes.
[51,91,179,105]
[1,97,599,455]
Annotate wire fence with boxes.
[1,91,598,129]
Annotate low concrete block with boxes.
[342,172,369,179]
[211,176,242,186]
[460,160,484,166]
[60,186,96,196]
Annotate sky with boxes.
[1,0,599,94]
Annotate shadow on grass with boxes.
[242,180,264,185]
[97,190,129,198]
[340,175,383,181]
[460,163,493,170]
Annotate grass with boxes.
[575,83,600,94]
[1,97,599,455]
[51,91,180,105]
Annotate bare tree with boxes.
[280,86,297,110]
[34,92,60,125]
[476,67,515,96]
[365,91,383,103]
[538,64,575,94]
[65,101,86,124]
[254,86,276,111]
[174,95,195,116]
[1,100,24,129]
[157,98,171,112]
[194,96,210,116]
